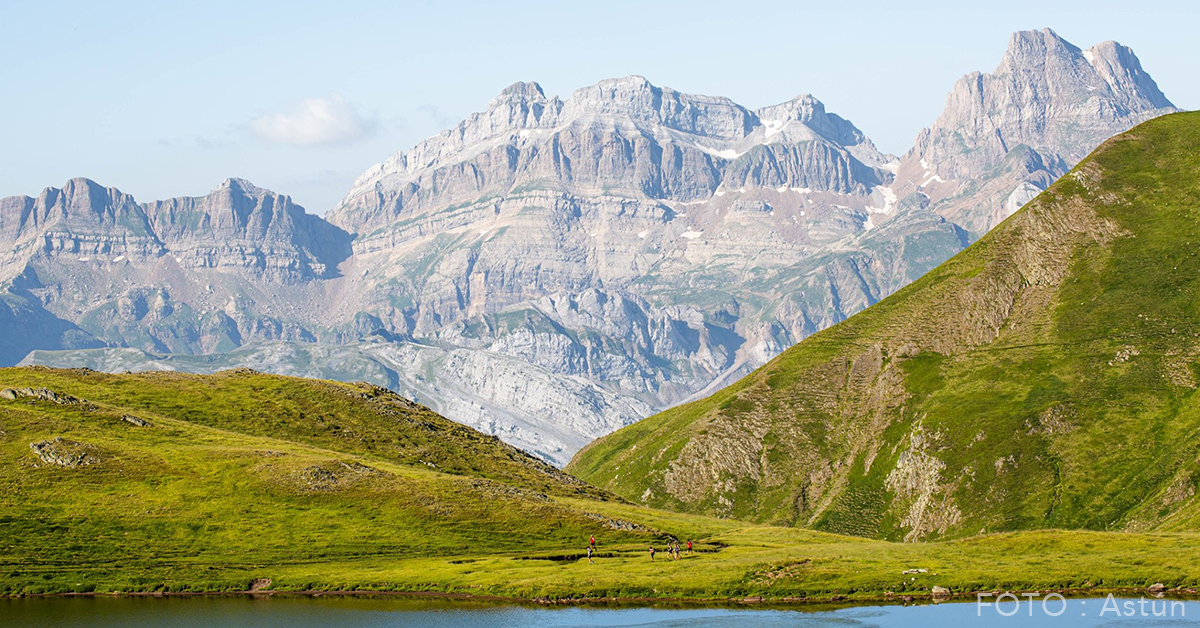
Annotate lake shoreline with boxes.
[6,585,1196,610]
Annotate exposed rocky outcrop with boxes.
[30,437,96,468]
[582,511,651,532]
[1,386,93,407]
[122,414,152,427]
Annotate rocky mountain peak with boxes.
[756,93,820,121]
[483,81,556,126]
[490,80,547,105]
[1082,40,1174,111]
[923,28,1177,175]
[57,177,138,215]
[754,94,886,166]
[10,178,154,241]
[217,177,268,196]
[142,180,350,280]
[561,75,755,140]
[202,177,302,226]
[1002,27,1076,60]
[901,28,1177,235]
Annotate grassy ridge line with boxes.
[0,367,604,499]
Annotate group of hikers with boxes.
[585,534,693,564]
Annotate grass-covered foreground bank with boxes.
[2,367,1199,602]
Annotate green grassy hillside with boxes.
[569,111,1200,542]
[5,366,1200,600]
[0,367,653,594]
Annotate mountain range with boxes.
[2,28,1178,464]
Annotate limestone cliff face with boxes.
[145,178,351,282]
[1,178,349,283]
[0,179,350,358]
[314,76,933,432]
[330,76,888,236]
[1,30,1178,465]
[0,178,164,269]
[896,28,1177,235]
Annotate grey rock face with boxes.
[331,76,889,236]
[1,177,350,284]
[145,178,352,281]
[0,387,92,407]
[1,179,352,357]
[897,28,1177,235]
[2,30,1178,465]
[30,437,96,468]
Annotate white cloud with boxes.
[249,95,375,147]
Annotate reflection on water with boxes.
[2,595,1196,627]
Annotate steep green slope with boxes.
[569,111,1200,541]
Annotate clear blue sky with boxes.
[2,0,1195,214]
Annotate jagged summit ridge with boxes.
[920,27,1176,179]
[893,28,1177,236]
[1,177,350,284]
[332,75,890,232]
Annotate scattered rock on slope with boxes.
[1,387,93,408]
[30,437,97,468]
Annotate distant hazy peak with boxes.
[0,177,349,282]
[4,177,146,229]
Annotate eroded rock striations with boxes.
[1,30,1177,465]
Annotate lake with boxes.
[2,595,1195,627]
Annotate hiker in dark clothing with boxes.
[587,545,594,565]
[649,545,655,561]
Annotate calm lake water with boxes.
[2,596,1197,627]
